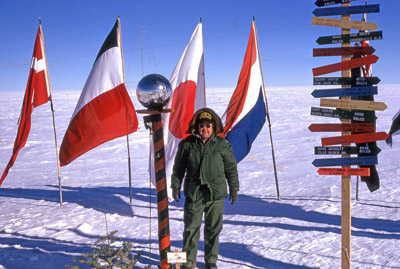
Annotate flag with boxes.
[1,25,50,186]
[221,20,267,163]
[386,110,400,147]
[59,18,138,166]
[150,22,205,198]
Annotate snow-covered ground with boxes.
[0,85,399,268]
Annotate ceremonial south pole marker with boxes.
[310,107,376,122]
[321,131,389,146]
[312,155,378,167]
[312,17,378,31]
[313,4,379,17]
[308,123,375,133]
[312,55,379,76]
[313,46,375,57]
[311,86,377,98]
[314,144,381,155]
[320,98,387,111]
[313,76,381,86]
[314,0,355,7]
[317,168,370,176]
[316,31,383,45]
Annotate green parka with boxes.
[171,133,239,201]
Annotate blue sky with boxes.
[0,0,399,91]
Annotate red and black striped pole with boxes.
[144,113,171,269]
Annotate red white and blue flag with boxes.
[150,22,205,198]
[221,20,267,163]
[1,25,50,186]
[59,18,138,166]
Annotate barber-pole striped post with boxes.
[143,113,171,268]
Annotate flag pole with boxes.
[39,18,63,206]
[253,15,280,201]
[118,15,133,204]
[200,17,206,107]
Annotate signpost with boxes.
[317,168,370,176]
[312,155,378,167]
[320,98,387,111]
[321,131,389,146]
[313,76,380,86]
[312,55,379,76]
[313,4,379,17]
[311,17,378,31]
[314,0,355,7]
[310,107,376,122]
[316,31,382,45]
[308,123,375,133]
[314,144,381,155]
[311,86,377,98]
[313,46,375,57]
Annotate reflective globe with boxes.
[136,74,172,110]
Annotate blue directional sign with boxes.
[311,86,378,98]
[313,4,380,17]
[312,156,378,167]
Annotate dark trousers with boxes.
[182,195,224,267]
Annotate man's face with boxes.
[198,122,213,141]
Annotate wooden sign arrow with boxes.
[317,168,370,176]
[311,107,377,122]
[313,77,381,86]
[313,46,375,57]
[316,31,383,45]
[309,123,375,133]
[312,17,378,31]
[314,144,381,155]
[320,98,387,111]
[313,55,379,76]
[311,86,377,98]
[313,4,380,17]
[321,132,389,146]
[312,156,378,167]
[314,0,355,7]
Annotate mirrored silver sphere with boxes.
[136,74,172,110]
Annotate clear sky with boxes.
[0,0,399,91]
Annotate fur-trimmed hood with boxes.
[186,107,224,134]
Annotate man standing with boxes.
[171,107,239,269]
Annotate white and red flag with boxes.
[59,18,138,166]
[150,22,205,198]
[0,25,50,186]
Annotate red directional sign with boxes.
[318,168,370,176]
[312,55,379,76]
[308,123,375,133]
[313,46,375,57]
[321,132,389,146]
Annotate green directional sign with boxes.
[313,77,381,86]
[311,107,376,122]
[316,31,383,45]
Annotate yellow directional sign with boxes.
[312,17,378,31]
[320,98,387,111]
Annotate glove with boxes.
[229,190,238,205]
[172,188,181,202]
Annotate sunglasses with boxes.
[198,123,212,129]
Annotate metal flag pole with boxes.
[253,15,280,201]
[39,18,63,206]
[118,15,133,204]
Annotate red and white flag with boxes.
[150,22,205,198]
[1,25,50,186]
[59,18,138,166]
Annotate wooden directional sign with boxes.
[313,4,379,17]
[311,86,377,98]
[313,55,379,76]
[314,144,381,155]
[313,46,375,57]
[321,132,389,146]
[316,31,383,45]
[312,156,378,167]
[320,98,387,111]
[309,123,375,133]
[318,168,370,176]
[311,107,376,122]
[313,77,381,86]
[314,0,355,7]
[312,17,378,31]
